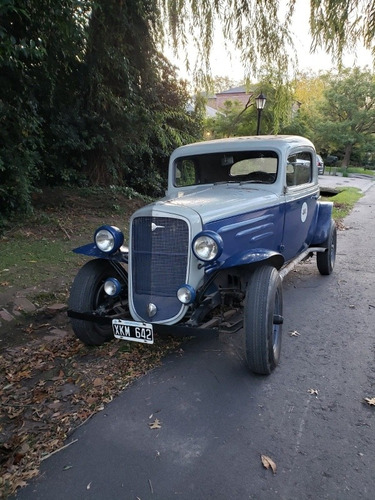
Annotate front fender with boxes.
[309,201,334,246]
[73,243,128,263]
[217,248,284,271]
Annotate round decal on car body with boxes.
[301,202,308,222]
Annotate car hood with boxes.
[156,184,280,225]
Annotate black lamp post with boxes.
[255,92,267,135]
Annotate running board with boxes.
[279,247,325,280]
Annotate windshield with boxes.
[174,150,278,187]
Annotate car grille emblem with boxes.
[151,223,165,232]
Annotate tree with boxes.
[0,0,202,222]
[82,0,202,193]
[313,68,375,166]
[161,1,375,80]
[0,0,90,220]
[204,77,294,138]
[2,0,375,223]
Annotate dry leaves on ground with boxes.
[308,388,319,396]
[261,454,277,474]
[149,418,162,430]
[289,330,300,337]
[0,330,180,498]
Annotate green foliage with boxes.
[2,0,375,222]
[160,0,296,80]
[309,1,375,63]
[341,167,375,176]
[313,68,375,166]
[0,0,202,221]
[0,0,91,219]
[204,77,295,138]
[321,187,363,220]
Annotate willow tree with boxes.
[82,0,204,191]
[157,0,375,132]
[160,0,375,75]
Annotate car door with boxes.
[282,149,319,261]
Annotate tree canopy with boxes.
[315,68,375,166]
[1,0,375,225]
[160,0,375,79]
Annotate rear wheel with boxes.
[244,266,283,375]
[68,259,128,345]
[317,220,337,275]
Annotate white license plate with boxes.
[112,319,154,344]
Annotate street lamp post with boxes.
[255,92,267,135]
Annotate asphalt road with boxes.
[15,181,375,500]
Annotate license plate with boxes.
[112,319,154,344]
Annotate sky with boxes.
[166,0,374,83]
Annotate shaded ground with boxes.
[0,188,181,497]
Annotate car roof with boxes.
[171,135,315,157]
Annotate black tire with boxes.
[317,220,337,275]
[68,259,128,346]
[244,265,283,375]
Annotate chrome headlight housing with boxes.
[94,225,124,253]
[192,231,223,262]
[177,284,196,304]
[104,277,123,297]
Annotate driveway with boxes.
[14,184,375,500]
[319,172,374,193]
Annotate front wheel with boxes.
[244,265,283,375]
[317,220,337,275]
[68,259,128,346]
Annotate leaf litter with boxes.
[149,418,162,430]
[261,454,277,474]
[0,328,181,498]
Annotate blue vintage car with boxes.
[68,136,336,375]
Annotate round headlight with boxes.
[94,225,124,253]
[192,231,223,262]
[104,278,122,297]
[177,285,196,304]
[96,229,115,252]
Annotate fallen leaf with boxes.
[364,397,375,406]
[149,418,162,430]
[289,330,300,337]
[93,377,103,387]
[261,454,277,474]
[308,388,319,396]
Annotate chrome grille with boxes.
[131,216,189,297]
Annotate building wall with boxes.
[215,91,253,109]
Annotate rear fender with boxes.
[309,201,334,246]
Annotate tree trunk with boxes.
[342,143,353,168]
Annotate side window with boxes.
[286,152,312,187]
[175,159,198,187]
